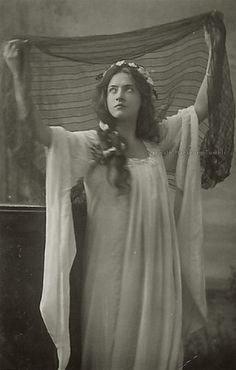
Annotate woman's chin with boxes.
[111,112,127,120]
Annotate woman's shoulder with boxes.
[50,127,100,155]
[50,126,99,145]
[71,129,98,141]
[51,126,97,135]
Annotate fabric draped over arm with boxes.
[42,106,206,370]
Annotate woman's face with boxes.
[106,71,141,122]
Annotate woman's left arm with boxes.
[194,29,212,123]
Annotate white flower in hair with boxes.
[98,60,158,98]
[146,76,154,86]
[102,147,117,157]
[99,121,109,131]
[128,62,137,68]
[138,66,145,73]
[116,60,126,66]
[137,67,154,86]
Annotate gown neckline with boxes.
[127,141,158,165]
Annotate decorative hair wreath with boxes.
[96,60,158,99]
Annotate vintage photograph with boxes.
[0,1,235,369]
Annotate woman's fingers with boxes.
[2,39,30,77]
[7,39,29,47]
[3,39,29,57]
[8,39,29,44]
[204,10,225,49]
[3,42,18,58]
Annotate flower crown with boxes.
[96,60,158,98]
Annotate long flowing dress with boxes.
[40,106,207,370]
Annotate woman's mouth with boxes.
[115,104,126,108]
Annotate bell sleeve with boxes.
[40,126,97,370]
[159,111,183,174]
[166,106,207,337]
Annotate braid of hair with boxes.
[95,124,131,195]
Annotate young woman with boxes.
[4,33,211,370]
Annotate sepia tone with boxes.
[0,1,235,369]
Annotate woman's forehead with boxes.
[108,72,135,86]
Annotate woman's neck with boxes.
[116,119,137,144]
[114,119,148,159]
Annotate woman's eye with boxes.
[108,87,117,93]
[126,87,134,92]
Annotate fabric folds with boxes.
[0,10,234,204]
[41,106,205,370]
[40,128,77,370]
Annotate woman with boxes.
[4,31,211,370]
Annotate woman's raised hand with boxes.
[3,39,52,146]
[204,10,225,52]
[3,39,29,79]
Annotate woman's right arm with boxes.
[3,39,52,148]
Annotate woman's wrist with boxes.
[206,47,213,77]
[12,72,26,87]
[13,78,31,120]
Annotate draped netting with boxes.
[0,10,235,205]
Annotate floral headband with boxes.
[96,60,158,98]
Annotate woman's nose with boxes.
[116,88,124,101]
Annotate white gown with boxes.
[40,106,207,370]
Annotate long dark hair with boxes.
[92,63,160,194]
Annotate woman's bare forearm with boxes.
[13,75,52,148]
[3,40,52,147]
[194,47,212,122]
